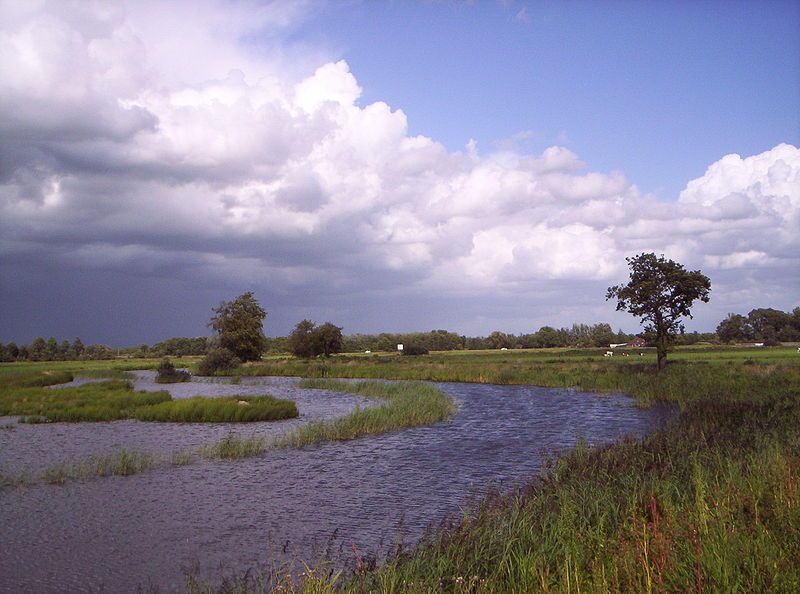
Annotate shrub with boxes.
[155,358,191,383]
[402,344,429,356]
[197,348,241,376]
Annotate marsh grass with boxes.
[1,380,172,422]
[183,350,800,593]
[132,396,298,423]
[199,433,268,459]
[0,370,297,423]
[41,449,154,484]
[278,379,456,447]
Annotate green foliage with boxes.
[155,358,191,383]
[288,319,344,358]
[197,347,241,376]
[607,253,711,369]
[0,369,295,424]
[209,291,268,362]
[132,395,298,423]
[402,344,429,356]
[280,380,455,447]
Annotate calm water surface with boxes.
[0,375,673,593]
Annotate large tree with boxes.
[606,253,711,370]
[288,319,344,358]
[209,292,268,362]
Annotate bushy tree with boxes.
[402,344,429,356]
[155,358,191,383]
[288,320,344,358]
[716,313,751,343]
[209,292,267,362]
[315,322,344,357]
[607,253,711,370]
[197,348,241,376]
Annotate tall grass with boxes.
[132,396,298,423]
[183,351,800,593]
[41,449,155,484]
[277,380,456,447]
[0,372,297,423]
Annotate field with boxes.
[2,346,799,592]
[199,346,800,593]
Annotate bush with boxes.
[402,344,429,356]
[155,358,191,383]
[197,348,241,376]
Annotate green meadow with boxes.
[185,346,800,593]
[2,347,799,592]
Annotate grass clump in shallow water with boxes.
[41,448,154,484]
[0,369,297,424]
[278,379,455,447]
[1,380,172,422]
[200,433,268,459]
[132,395,298,423]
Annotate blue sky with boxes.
[1,0,798,346]
[299,0,799,200]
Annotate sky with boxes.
[1,0,798,346]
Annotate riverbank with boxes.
[201,348,800,593]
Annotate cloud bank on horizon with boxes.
[1,0,798,343]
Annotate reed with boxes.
[277,380,456,447]
[132,395,298,423]
[199,433,268,459]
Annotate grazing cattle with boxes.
[604,351,614,357]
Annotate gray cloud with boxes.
[1,2,798,345]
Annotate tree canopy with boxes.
[209,292,267,362]
[606,253,711,370]
[288,319,344,358]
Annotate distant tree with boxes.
[314,322,344,357]
[155,358,191,383]
[607,253,711,370]
[590,323,615,347]
[288,319,317,358]
[533,326,561,348]
[288,320,344,358]
[716,313,751,343]
[197,348,241,376]
[402,344,429,356]
[488,331,514,349]
[5,341,19,361]
[30,337,46,361]
[72,337,85,359]
[209,292,267,362]
[59,340,72,360]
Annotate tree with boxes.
[606,253,711,370]
[288,320,344,358]
[288,319,317,358]
[209,292,267,362]
[314,322,343,357]
[716,313,751,343]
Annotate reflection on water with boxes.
[0,375,673,593]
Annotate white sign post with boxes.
[397,343,404,351]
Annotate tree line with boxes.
[716,307,800,344]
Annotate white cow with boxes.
[604,351,614,357]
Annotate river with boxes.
[0,374,673,593]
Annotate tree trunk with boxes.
[656,332,668,371]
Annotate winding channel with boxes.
[0,374,673,593]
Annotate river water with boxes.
[0,375,673,593]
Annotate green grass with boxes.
[180,348,800,593]
[41,449,155,484]
[278,379,456,447]
[0,369,297,424]
[132,395,298,423]
[2,380,173,422]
